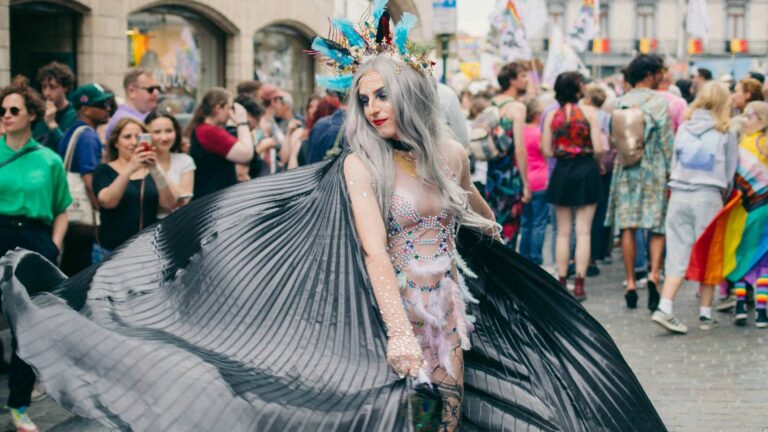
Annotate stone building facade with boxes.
[0,0,433,111]
[534,0,768,76]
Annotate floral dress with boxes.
[485,99,524,245]
[606,88,673,232]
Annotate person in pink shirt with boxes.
[518,98,549,265]
[657,67,688,133]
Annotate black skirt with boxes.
[545,156,602,206]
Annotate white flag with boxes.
[567,0,600,52]
[519,0,548,38]
[543,26,584,87]
[499,25,533,61]
[686,0,710,43]
[490,1,533,61]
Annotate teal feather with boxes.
[394,12,417,55]
[311,37,354,66]
[332,18,366,49]
[372,0,388,24]
[316,74,353,92]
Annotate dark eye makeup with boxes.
[358,87,387,107]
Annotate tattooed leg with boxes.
[430,345,464,432]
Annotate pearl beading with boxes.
[386,193,457,274]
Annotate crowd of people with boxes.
[0,51,767,430]
[0,62,352,431]
[458,55,767,336]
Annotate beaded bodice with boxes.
[383,155,475,380]
[385,166,457,278]
[387,193,456,274]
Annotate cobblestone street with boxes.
[0,256,766,431]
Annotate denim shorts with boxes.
[664,188,723,277]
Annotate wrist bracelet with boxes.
[237,122,249,127]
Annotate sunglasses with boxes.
[139,85,162,94]
[89,101,113,111]
[0,106,22,116]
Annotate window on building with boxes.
[725,2,746,40]
[253,26,314,113]
[636,2,655,39]
[127,9,226,115]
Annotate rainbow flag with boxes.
[686,191,768,285]
[507,0,523,28]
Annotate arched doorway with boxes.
[253,24,314,114]
[127,3,234,116]
[9,0,88,84]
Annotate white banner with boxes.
[519,0,548,38]
[543,26,584,86]
[499,26,533,61]
[686,0,710,43]
[490,1,533,61]
[567,0,600,53]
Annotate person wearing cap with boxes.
[57,83,113,275]
[104,68,160,140]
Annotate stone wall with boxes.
[1,0,433,94]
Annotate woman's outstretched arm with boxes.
[343,154,424,378]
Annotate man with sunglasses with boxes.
[104,68,160,140]
[57,83,113,276]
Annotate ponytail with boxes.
[184,87,231,137]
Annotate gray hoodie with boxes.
[669,109,738,193]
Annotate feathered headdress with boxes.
[309,0,434,92]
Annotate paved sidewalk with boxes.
[0,258,766,431]
[579,259,768,432]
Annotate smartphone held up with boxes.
[138,133,153,153]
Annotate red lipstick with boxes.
[373,118,387,126]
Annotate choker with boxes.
[388,139,411,152]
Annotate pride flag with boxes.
[507,0,523,28]
[686,191,768,285]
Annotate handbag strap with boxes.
[63,126,91,171]
[0,144,43,170]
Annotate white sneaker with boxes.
[715,296,737,312]
[651,310,688,334]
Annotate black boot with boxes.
[734,299,748,326]
[625,290,638,309]
[647,280,660,312]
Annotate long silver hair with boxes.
[345,55,496,233]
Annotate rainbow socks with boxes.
[756,276,767,328]
[734,282,748,326]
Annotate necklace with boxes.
[394,151,418,178]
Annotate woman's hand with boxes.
[520,184,532,204]
[127,145,156,172]
[386,333,424,379]
[256,137,277,155]
[229,102,248,125]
